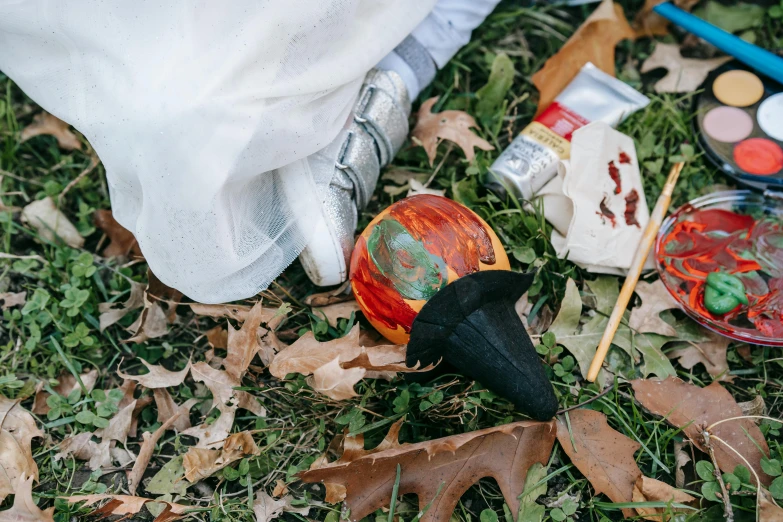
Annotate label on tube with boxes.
[487,62,650,201]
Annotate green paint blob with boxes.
[704,271,749,315]
[367,218,448,301]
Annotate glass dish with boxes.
[655,190,783,346]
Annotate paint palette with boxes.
[655,190,783,346]
[696,61,783,189]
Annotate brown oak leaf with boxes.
[628,279,678,337]
[760,489,783,521]
[411,96,494,166]
[205,325,228,350]
[153,388,197,432]
[253,492,311,522]
[641,43,731,93]
[117,358,190,389]
[299,420,556,522]
[632,476,695,520]
[0,474,54,521]
[20,111,81,150]
[269,325,426,400]
[632,377,772,485]
[93,209,142,258]
[532,0,635,115]
[183,431,259,482]
[668,327,731,381]
[67,494,189,522]
[0,399,44,500]
[634,0,701,37]
[224,300,268,380]
[303,281,353,307]
[99,281,146,332]
[556,409,641,519]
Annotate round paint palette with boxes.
[696,62,783,189]
[655,190,783,346]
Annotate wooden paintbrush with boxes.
[587,161,685,382]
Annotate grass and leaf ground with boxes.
[2,1,783,521]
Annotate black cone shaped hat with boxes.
[405,270,558,421]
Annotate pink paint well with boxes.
[703,106,754,143]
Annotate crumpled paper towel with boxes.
[536,121,653,275]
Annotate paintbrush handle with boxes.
[586,162,684,382]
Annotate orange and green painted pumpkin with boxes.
[349,194,510,344]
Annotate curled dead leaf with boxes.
[153,388,197,432]
[21,197,84,248]
[532,0,635,115]
[20,111,81,151]
[299,419,555,522]
[99,281,146,332]
[0,399,44,500]
[67,494,190,522]
[632,475,696,520]
[632,377,772,485]
[224,301,268,381]
[303,280,353,307]
[411,97,494,166]
[183,431,259,482]
[253,492,310,522]
[93,209,142,258]
[556,409,641,519]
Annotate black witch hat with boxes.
[405,270,558,421]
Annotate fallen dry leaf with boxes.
[632,377,772,485]
[635,0,701,37]
[739,395,767,417]
[407,178,446,197]
[189,303,252,322]
[253,492,310,522]
[146,270,183,324]
[183,362,265,448]
[411,96,494,165]
[641,43,731,93]
[128,413,182,495]
[153,388,197,432]
[632,475,695,520]
[629,280,678,337]
[0,474,54,522]
[93,209,142,258]
[674,441,692,489]
[99,399,136,445]
[273,480,289,498]
[67,494,189,522]
[668,327,731,380]
[20,111,81,151]
[760,489,783,521]
[0,292,26,311]
[21,197,84,248]
[299,420,555,522]
[737,345,754,363]
[0,399,44,501]
[183,431,259,482]
[270,325,424,400]
[54,434,112,470]
[224,301,268,381]
[312,300,362,328]
[205,325,228,350]
[556,409,641,519]
[99,281,146,331]
[125,292,169,344]
[303,281,353,307]
[532,0,635,115]
[117,359,190,389]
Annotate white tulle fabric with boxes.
[0,0,435,302]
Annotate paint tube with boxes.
[486,62,650,201]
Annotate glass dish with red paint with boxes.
[655,190,783,346]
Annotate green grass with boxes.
[2,1,783,521]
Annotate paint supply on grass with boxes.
[656,190,783,346]
[694,62,783,188]
[486,62,649,201]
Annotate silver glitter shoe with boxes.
[299,69,411,286]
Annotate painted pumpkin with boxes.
[350,194,510,344]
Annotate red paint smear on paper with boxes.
[387,195,496,276]
[624,189,640,228]
[608,161,621,195]
[597,196,616,227]
[350,235,418,333]
[734,138,783,175]
[618,151,631,164]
